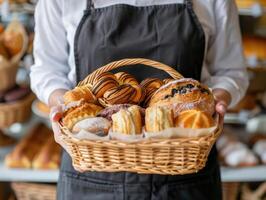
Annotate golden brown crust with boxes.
[112,105,142,135]
[115,72,139,85]
[5,124,50,168]
[92,72,118,98]
[163,78,175,84]
[32,136,62,170]
[149,78,215,116]
[145,106,174,132]
[140,78,163,107]
[175,110,214,129]
[64,85,97,104]
[63,102,103,130]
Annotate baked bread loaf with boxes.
[175,110,214,129]
[149,78,215,116]
[32,135,62,170]
[0,41,10,59]
[72,117,111,136]
[63,101,103,130]
[5,123,50,168]
[140,78,163,107]
[145,106,174,132]
[112,105,142,135]
[0,130,16,147]
[63,85,97,104]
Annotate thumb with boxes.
[216,101,227,117]
[50,106,63,122]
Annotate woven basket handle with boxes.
[78,58,184,86]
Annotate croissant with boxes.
[64,85,97,104]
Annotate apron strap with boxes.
[86,0,93,9]
[185,0,193,7]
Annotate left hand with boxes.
[212,88,231,118]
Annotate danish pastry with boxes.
[63,101,103,130]
[149,78,215,116]
[112,105,142,135]
[175,110,214,129]
[145,106,174,132]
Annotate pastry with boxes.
[253,140,266,164]
[103,84,136,104]
[4,86,31,102]
[5,123,51,168]
[72,117,111,136]
[92,72,118,98]
[63,85,97,104]
[3,21,25,57]
[0,41,10,59]
[149,78,215,116]
[32,135,62,170]
[145,106,174,132]
[140,78,163,107]
[63,101,103,130]
[0,130,16,147]
[115,72,139,85]
[175,110,214,129]
[112,105,142,135]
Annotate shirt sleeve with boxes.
[202,0,249,108]
[30,0,73,105]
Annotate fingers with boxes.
[50,105,63,122]
[216,101,227,117]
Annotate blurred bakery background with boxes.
[0,0,266,199]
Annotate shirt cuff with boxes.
[205,77,242,108]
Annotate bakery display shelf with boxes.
[221,166,266,182]
[224,112,251,125]
[238,3,266,17]
[0,147,59,183]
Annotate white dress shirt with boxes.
[30,0,249,107]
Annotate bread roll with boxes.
[175,110,214,129]
[63,101,103,130]
[64,85,97,104]
[32,136,62,170]
[5,124,50,168]
[145,106,174,132]
[112,105,142,135]
[115,72,139,85]
[149,78,215,116]
[72,117,111,136]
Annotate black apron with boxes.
[57,0,222,199]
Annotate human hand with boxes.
[48,89,71,154]
[212,88,231,120]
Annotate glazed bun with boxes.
[175,110,214,129]
[64,85,97,104]
[145,106,174,132]
[112,105,142,135]
[149,78,215,116]
[63,101,103,130]
[72,117,111,136]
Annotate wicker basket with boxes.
[60,58,223,175]
[12,182,56,200]
[0,93,35,128]
[0,62,19,91]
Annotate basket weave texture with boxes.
[0,93,35,128]
[60,58,222,175]
[12,182,56,200]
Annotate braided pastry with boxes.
[140,78,163,107]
